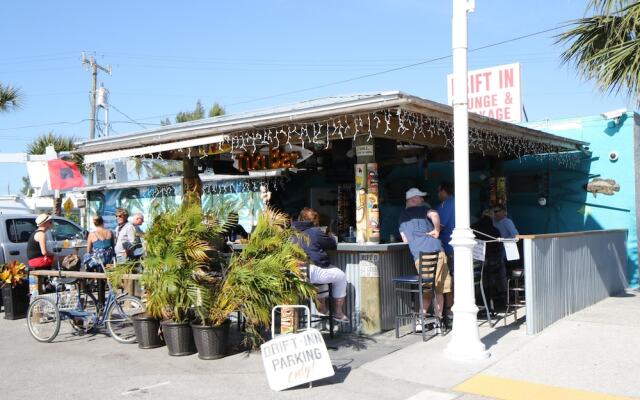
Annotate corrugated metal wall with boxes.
[525,230,628,334]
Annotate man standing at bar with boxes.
[399,188,452,331]
[437,181,455,322]
[492,204,518,239]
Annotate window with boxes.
[51,219,83,241]
[6,219,38,243]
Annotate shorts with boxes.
[414,251,452,294]
[28,255,53,269]
[446,252,454,275]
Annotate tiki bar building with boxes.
[75,91,628,335]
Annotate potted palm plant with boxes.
[139,203,224,356]
[0,260,28,320]
[189,272,231,360]
[216,208,317,349]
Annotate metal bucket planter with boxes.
[133,315,164,349]
[2,283,29,320]
[160,320,196,356]
[191,319,231,360]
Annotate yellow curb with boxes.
[454,374,638,400]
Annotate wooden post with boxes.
[354,137,382,334]
[182,157,202,207]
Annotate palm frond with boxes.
[556,1,640,100]
[220,207,316,348]
[0,83,21,113]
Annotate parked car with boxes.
[0,214,87,267]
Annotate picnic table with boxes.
[29,269,142,305]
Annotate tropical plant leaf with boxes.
[556,0,640,101]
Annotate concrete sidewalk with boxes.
[0,290,638,399]
[363,289,640,399]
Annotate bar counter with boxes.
[328,242,414,334]
[230,242,414,334]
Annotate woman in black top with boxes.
[27,214,55,293]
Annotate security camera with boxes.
[600,108,627,120]
[609,151,619,162]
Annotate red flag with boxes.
[48,159,85,190]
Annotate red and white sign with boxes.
[447,62,522,123]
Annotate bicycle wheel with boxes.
[27,297,61,343]
[69,291,99,333]
[106,295,145,344]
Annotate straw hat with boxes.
[35,213,52,226]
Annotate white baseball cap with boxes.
[405,188,427,199]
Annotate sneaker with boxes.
[333,315,349,323]
[414,320,423,332]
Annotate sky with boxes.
[0,0,635,196]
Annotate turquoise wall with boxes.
[518,113,638,288]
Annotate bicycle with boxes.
[26,256,145,344]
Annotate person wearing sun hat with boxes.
[27,213,55,292]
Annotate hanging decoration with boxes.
[82,107,581,172]
[218,108,579,168]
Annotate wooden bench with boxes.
[29,270,142,305]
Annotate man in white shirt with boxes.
[114,208,137,263]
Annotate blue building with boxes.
[510,111,639,288]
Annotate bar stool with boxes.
[504,268,525,325]
[392,251,441,341]
[473,260,493,327]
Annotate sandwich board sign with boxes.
[261,328,334,391]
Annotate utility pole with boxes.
[82,52,111,185]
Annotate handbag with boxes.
[61,254,81,271]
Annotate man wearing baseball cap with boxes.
[398,188,452,332]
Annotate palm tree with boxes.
[556,0,640,100]
[27,132,84,170]
[0,83,21,113]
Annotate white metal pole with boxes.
[444,0,489,361]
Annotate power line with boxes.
[0,24,572,133]
[226,25,571,108]
[110,103,149,129]
[0,120,90,131]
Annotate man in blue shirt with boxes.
[398,188,452,329]
[437,181,455,320]
[492,204,518,238]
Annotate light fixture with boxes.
[538,197,547,207]
[601,108,627,125]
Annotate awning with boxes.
[83,134,226,164]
